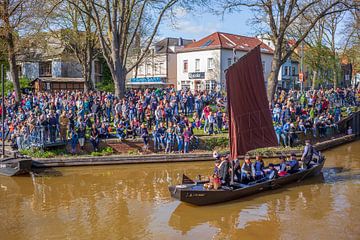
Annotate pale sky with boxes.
[159,7,255,41]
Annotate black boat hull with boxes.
[0,158,32,176]
[169,160,325,206]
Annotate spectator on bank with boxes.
[59,111,69,141]
[141,124,149,150]
[90,124,99,151]
[70,129,78,154]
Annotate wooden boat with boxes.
[169,155,325,206]
[0,157,32,176]
[169,46,326,205]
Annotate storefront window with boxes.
[205,80,216,92]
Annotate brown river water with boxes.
[1,141,359,240]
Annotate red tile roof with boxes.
[180,32,274,54]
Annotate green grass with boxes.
[90,146,114,156]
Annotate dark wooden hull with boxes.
[169,159,325,206]
[0,158,32,176]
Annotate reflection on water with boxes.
[1,142,359,240]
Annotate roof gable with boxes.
[182,32,274,54]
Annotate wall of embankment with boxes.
[32,134,358,168]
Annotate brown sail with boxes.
[226,46,278,159]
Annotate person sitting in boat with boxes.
[218,156,230,185]
[266,163,278,180]
[278,155,288,177]
[241,155,255,183]
[301,140,314,169]
[214,159,221,176]
[287,152,300,173]
[254,155,265,180]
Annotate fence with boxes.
[16,125,65,150]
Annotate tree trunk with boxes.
[311,70,317,90]
[267,48,281,103]
[113,68,126,98]
[110,56,126,98]
[83,47,93,93]
[7,32,20,102]
[3,0,20,102]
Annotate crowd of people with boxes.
[0,88,227,153]
[270,87,358,147]
[0,86,358,154]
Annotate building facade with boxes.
[127,38,192,89]
[176,32,274,91]
[277,58,300,90]
[15,35,103,90]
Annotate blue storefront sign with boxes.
[130,77,164,83]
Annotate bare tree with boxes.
[220,0,354,102]
[323,7,345,88]
[0,0,45,102]
[70,0,180,97]
[46,0,99,92]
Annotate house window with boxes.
[262,61,266,73]
[205,80,216,91]
[292,66,296,76]
[227,58,232,67]
[195,59,200,72]
[284,66,289,76]
[17,65,22,77]
[39,61,52,77]
[94,61,103,82]
[183,60,188,73]
[138,64,144,75]
[154,63,160,74]
[181,81,190,90]
[146,63,152,75]
[207,58,214,70]
[159,62,164,74]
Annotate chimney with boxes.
[178,37,183,46]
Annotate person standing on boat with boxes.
[232,158,242,182]
[301,140,313,169]
[241,155,255,183]
[218,156,229,185]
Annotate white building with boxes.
[127,38,192,89]
[177,32,274,91]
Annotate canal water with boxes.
[1,142,359,240]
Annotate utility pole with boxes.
[1,64,5,158]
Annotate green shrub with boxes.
[90,146,113,156]
[202,137,229,151]
[19,148,67,158]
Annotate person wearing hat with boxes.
[301,140,313,169]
